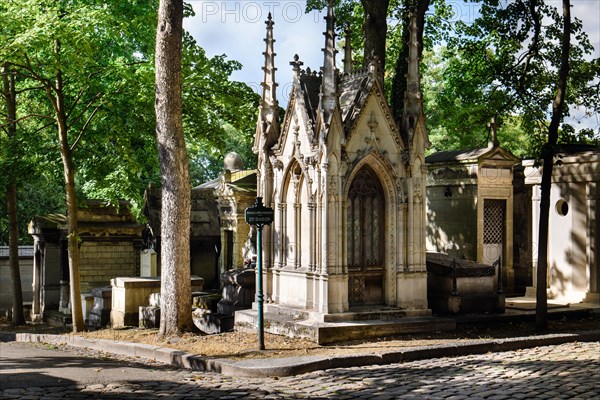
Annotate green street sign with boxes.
[245,197,274,225]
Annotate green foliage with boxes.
[0,0,259,243]
[422,46,530,155]
[444,0,600,157]
[306,0,599,157]
[181,33,260,185]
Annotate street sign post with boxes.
[244,197,274,350]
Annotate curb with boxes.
[1,330,599,377]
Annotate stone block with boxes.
[81,293,94,324]
[192,309,233,334]
[426,252,504,314]
[139,306,160,329]
[149,292,161,307]
[88,287,112,328]
[110,276,203,327]
[140,249,158,277]
[193,293,220,312]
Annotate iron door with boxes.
[347,166,385,306]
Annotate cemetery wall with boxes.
[0,246,33,313]
[79,241,139,292]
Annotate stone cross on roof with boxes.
[488,116,499,148]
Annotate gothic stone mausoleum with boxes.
[249,9,431,322]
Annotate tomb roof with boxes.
[426,145,519,165]
[425,147,492,163]
[295,68,374,129]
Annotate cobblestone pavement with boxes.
[2,341,598,399]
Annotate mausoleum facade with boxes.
[252,8,430,320]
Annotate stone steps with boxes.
[235,309,455,345]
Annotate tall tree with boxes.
[1,63,25,325]
[155,0,193,336]
[445,0,597,327]
[0,0,161,332]
[361,0,390,68]
[1,0,258,241]
[536,0,571,331]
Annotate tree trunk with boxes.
[155,0,193,337]
[2,63,25,325]
[361,0,390,68]
[53,66,85,332]
[535,0,570,332]
[7,185,25,325]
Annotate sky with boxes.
[183,0,600,128]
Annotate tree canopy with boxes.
[0,0,259,245]
[306,0,599,156]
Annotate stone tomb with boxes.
[426,252,505,314]
[28,201,143,322]
[425,139,520,293]
[110,276,204,327]
[523,145,599,305]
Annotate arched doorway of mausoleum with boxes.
[346,165,385,306]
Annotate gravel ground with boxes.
[2,313,599,361]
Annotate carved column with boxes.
[308,202,317,271]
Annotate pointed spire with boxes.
[319,1,337,122]
[258,12,279,147]
[401,8,424,139]
[261,12,278,109]
[343,24,352,74]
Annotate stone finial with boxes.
[290,54,304,76]
[224,151,244,172]
[367,50,381,79]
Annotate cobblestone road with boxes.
[2,341,598,399]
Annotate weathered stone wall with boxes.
[79,241,139,292]
[426,185,478,260]
[0,246,33,313]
